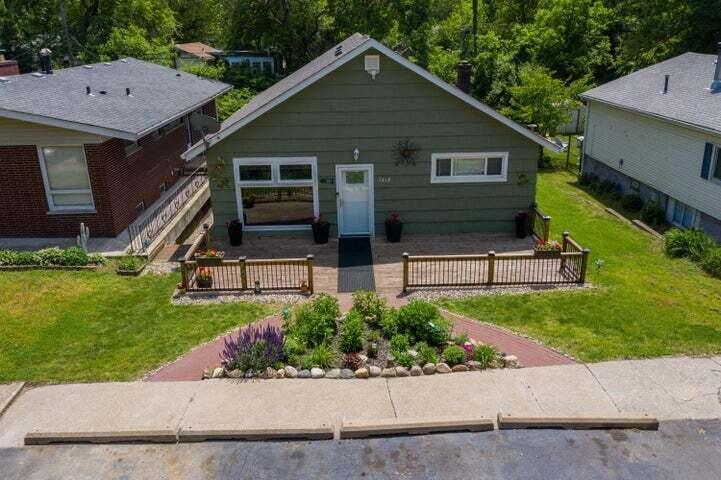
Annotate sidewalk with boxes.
[2,357,720,448]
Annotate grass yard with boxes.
[0,268,271,383]
[440,169,721,362]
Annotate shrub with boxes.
[221,324,284,372]
[379,308,399,338]
[621,194,643,211]
[395,351,415,368]
[366,330,381,343]
[640,201,666,226]
[664,228,716,261]
[117,256,144,272]
[473,344,498,369]
[342,352,364,370]
[701,248,721,279]
[301,344,336,369]
[87,253,106,265]
[395,300,451,345]
[12,251,40,266]
[283,335,306,366]
[389,334,410,355]
[416,342,438,365]
[339,311,364,353]
[36,247,64,266]
[578,172,598,186]
[351,291,387,325]
[598,179,617,195]
[0,250,18,265]
[453,333,469,345]
[287,294,339,347]
[442,345,466,366]
[59,247,88,266]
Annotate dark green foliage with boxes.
[366,330,381,343]
[117,256,145,272]
[453,332,469,345]
[598,179,617,195]
[59,247,88,266]
[621,194,643,211]
[578,172,599,186]
[12,252,41,266]
[442,345,466,366]
[395,300,451,345]
[287,294,339,348]
[351,291,387,325]
[380,308,399,338]
[473,344,498,369]
[664,229,716,261]
[301,345,336,369]
[339,311,364,353]
[395,351,415,368]
[389,334,410,355]
[36,248,64,266]
[283,336,306,366]
[416,342,438,365]
[640,201,666,226]
[701,248,721,279]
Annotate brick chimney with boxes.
[0,51,20,76]
[711,42,721,93]
[456,60,472,94]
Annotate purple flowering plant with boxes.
[220,324,285,372]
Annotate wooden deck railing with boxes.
[402,231,589,292]
[179,225,314,294]
[531,206,551,242]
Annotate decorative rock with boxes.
[410,365,423,376]
[276,368,286,379]
[212,367,224,379]
[325,368,341,379]
[381,367,397,378]
[452,364,469,372]
[503,355,519,368]
[202,367,212,380]
[369,366,382,377]
[311,367,325,379]
[436,363,451,374]
[263,367,276,379]
[385,355,395,368]
[284,366,298,378]
[227,369,244,379]
[358,354,368,364]
[340,368,355,379]
[395,366,410,377]
[298,369,311,379]
[422,363,436,375]
[467,361,483,371]
[355,368,369,379]
[244,371,254,378]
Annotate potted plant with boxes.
[385,212,403,242]
[116,256,146,276]
[194,248,225,266]
[196,267,213,288]
[227,219,243,246]
[533,240,563,258]
[312,215,330,244]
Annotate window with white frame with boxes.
[431,152,508,183]
[713,145,721,182]
[39,146,94,211]
[234,157,318,229]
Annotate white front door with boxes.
[336,164,374,236]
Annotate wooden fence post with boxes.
[306,255,314,294]
[580,248,591,283]
[487,251,495,286]
[543,216,551,243]
[239,256,248,290]
[402,253,409,293]
[179,259,188,289]
[561,231,569,270]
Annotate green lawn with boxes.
[0,268,271,383]
[440,169,721,362]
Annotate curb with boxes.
[340,417,494,439]
[0,382,25,418]
[25,429,178,445]
[497,413,659,430]
[179,425,334,442]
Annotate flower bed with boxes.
[208,292,520,380]
[0,247,105,270]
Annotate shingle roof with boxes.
[175,42,220,60]
[581,53,721,134]
[0,58,231,140]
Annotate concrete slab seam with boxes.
[0,382,26,419]
[583,364,622,413]
[385,379,398,419]
[173,383,202,444]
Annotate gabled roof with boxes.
[0,58,231,141]
[183,34,558,159]
[175,42,220,61]
[581,53,721,135]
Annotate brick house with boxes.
[0,57,230,239]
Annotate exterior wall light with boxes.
[353,148,360,161]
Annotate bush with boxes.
[287,294,339,348]
[379,308,399,338]
[366,330,381,343]
[453,333,469,345]
[389,334,410,355]
[395,351,415,368]
[442,345,466,366]
[59,247,88,266]
[664,228,716,261]
[117,256,144,272]
[351,291,387,325]
[36,247,64,266]
[578,172,598,186]
[220,324,284,372]
[301,344,336,369]
[701,248,721,279]
[0,250,18,265]
[416,342,438,365]
[283,335,306,366]
[395,300,451,346]
[13,251,40,266]
[473,344,498,369]
[640,201,666,226]
[339,311,364,353]
[598,179,617,195]
[87,253,106,265]
[621,194,643,211]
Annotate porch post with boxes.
[306,255,314,294]
[402,253,409,293]
[487,251,496,286]
[239,256,248,290]
[580,248,591,283]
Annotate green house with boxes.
[183,34,557,239]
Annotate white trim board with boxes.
[182,37,560,160]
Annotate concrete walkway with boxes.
[2,357,720,448]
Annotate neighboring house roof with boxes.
[183,33,559,159]
[0,58,232,141]
[175,42,220,61]
[581,53,721,135]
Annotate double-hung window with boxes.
[38,146,94,212]
[233,157,318,229]
[713,145,721,183]
[431,152,508,183]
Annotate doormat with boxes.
[337,237,376,292]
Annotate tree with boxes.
[168,0,222,44]
[389,0,433,67]
[325,0,395,44]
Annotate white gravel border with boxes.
[407,283,594,301]
[172,289,312,306]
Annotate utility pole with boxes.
[58,0,75,66]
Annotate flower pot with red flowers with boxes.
[533,240,562,258]
[196,267,213,288]
[194,248,225,266]
[312,215,330,244]
[227,219,243,246]
[385,212,403,242]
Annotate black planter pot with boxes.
[515,211,530,239]
[312,222,330,244]
[227,221,243,246]
[385,221,403,242]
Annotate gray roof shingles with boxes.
[581,52,721,134]
[0,58,231,138]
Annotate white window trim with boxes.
[232,156,319,232]
[37,145,95,213]
[430,152,509,184]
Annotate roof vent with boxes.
[31,72,44,78]
[711,42,721,93]
[662,74,670,94]
[99,90,107,95]
[334,45,343,57]
[0,76,9,84]
[126,87,132,97]
[103,62,110,66]
[120,59,129,64]
[83,65,93,70]
[86,85,94,96]
[364,55,380,80]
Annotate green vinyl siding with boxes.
[207,49,539,236]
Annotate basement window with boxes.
[431,152,508,183]
[39,146,95,211]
